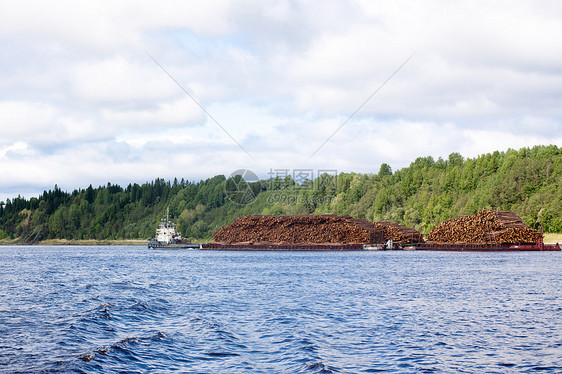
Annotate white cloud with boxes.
[0,141,36,160]
[102,97,205,128]
[0,101,113,149]
[0,0,561,200]
[70,56,180,104]
[0,101,58,142]
[0,1,236,50]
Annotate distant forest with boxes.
[1,145,561,243]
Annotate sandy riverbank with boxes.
[543,233,562,244]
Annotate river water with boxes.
[0,246,561,373]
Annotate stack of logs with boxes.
[427,209,542,245]
[213,214,384,244]
[374,221,424,245]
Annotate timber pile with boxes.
[213,214,384,245]
[374,221,424,244]
[427,209,542,245]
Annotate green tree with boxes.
[378,163,392,177]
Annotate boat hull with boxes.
[147,240,200,249]
[201,243,366,251]
[414,244,561,251]
[200,242,562,251]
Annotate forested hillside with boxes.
[1,145,561,243]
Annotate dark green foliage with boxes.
[1,145,561,242]
[378,163,392,177]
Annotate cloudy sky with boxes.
[1,0,562,201]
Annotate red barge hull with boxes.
[413,243,561,252]
[201,243,561,251]
[201,243,365,251]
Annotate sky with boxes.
[1,0,562,202]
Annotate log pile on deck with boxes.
[374,221,424,245]
[426,209,542,245]
[213,214,384,245]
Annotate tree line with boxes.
[1,145,561,242]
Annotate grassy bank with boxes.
[0,238,146,246]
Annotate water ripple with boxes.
[0,247,561,373]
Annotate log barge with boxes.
[201,211,561,252]
[416,209,560,251]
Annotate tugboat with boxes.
[147,208,200,249]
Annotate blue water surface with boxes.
[0,246,561,373]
